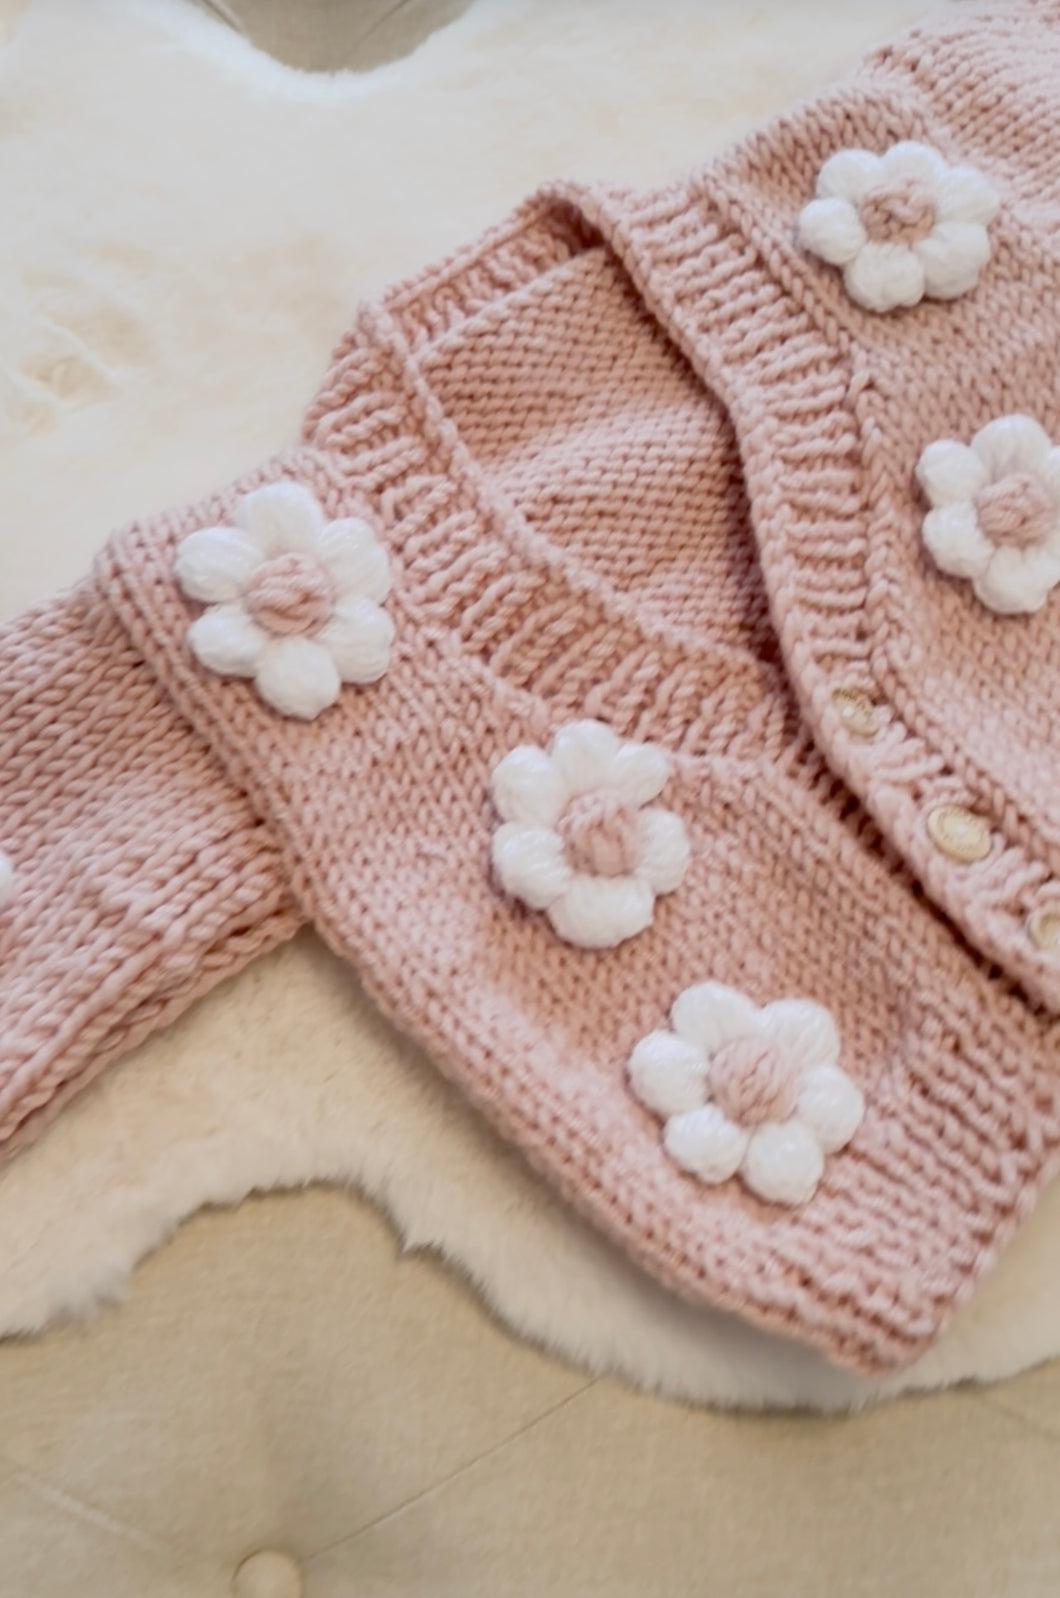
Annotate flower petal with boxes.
[317,518,391,603]
[663,1104,749,1185]
[972,414,1052,479]
[915,440,988,508]
[186,603,267,678]
[491,823,572,911]
[236,482,325,558]
[816,147,881,203]
[922,504,994,580]
[627,1031,710,1120]
[318,598,393,685]
[758,999,840,1075]
[797,197,866,266]
[635,807,690,895]
[255,635,340,720]
[914,221,990,299]
[844,241,925,312]
[974,545,1060,615]
[549,720,621,797]
[797,1066,865,1154]
[490,746,566,827]
[1040,448,1060,516]
[174,526,262,603]
[741,1120,824,1207]
[608,740,670,805]
[934,165,999,226]
[880,140,947,186]
[670,981,758,1055]
[547,872,654,949]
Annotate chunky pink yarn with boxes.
[2,1,1060,1374]
[0,579,300,1155]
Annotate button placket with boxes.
[926,804,992,864]
[1027,904,1060,954]
[830,685,880,739]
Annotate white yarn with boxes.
[491,824,570,910]
[182,602,263,678]
[670,980,758,1055]
[627,1031,709,1119]
[740,1120,824,1207]
[550,718,631,798]
[253,633,343,722]
[798,140,998,312]
[545,870,655,949]
[489,747,567,829]
[664,1103,750,1184]
[636,806,694,894]
[627,983,864,1207]
[175,482,393,719]
[489,720,690,949]
[917,413,1060,614]
[173,525,259,601]
[0,850,13,909]
[796,1064,867,1153]
[757,995,840,1072]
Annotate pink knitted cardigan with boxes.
[2,1,1059,1376]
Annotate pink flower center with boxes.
[244,553,334,636]
[859,177,937,245]
[710,1037,799,1126]
[974,473,1053,550]
[557,791,642,878]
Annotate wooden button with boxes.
[830,686,879,738]
[926,804,991,863]
[1028,905,1060,954]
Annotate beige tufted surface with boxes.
[0,1187,1058,1594]
[1,0,1060,1591]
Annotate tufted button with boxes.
[830,686,879,738]
[926,804,991,864]
[1027,904,1060,954]
[231,1550,303,1598]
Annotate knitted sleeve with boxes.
[0,553,301,1157]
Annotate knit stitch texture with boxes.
[0,578,300,1155]
[2,0,1060,1373]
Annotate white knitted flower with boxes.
[628,982,864,1207]
[917,415,1060,615]
[0,850,13,910]
[490,720,690,949]
[798,140,998,312]
[174,482,393,720]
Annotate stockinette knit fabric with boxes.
[2,0,1060,1375]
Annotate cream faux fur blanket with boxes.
[4,0,1059,1411]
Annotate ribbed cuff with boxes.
[0,575,301,1156]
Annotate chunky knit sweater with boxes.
[2,0,1059,1375]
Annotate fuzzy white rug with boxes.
[4,0,1058,1413]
